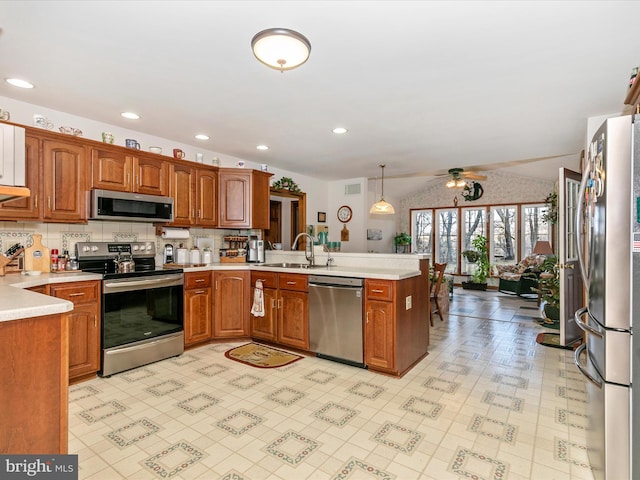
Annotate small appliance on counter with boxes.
[163,244,174,264]
[247,235,265,263]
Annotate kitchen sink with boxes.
[260,262,327,269]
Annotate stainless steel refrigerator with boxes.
[574,114,638,480]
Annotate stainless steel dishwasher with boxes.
[308,275,365,368]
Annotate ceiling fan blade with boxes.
[461,172,487,180]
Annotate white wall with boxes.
[366,178,399,253]
[326,177,369,253]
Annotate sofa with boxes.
[494,255,541,297]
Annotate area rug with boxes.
[536,319,560,330]
[224,343,303,369]
[535,333,577,350]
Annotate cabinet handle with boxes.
[372,289,384,293]
[198,209,201,219]
[271,299,276,308]
[366,312,369,324]
[195,290,205,294]
[215,281,218,290]
[277,298,282,309]
[34,195,38,208]
[47,196,51,209]
[286,281,296,285]
[93,316,97,328]
[195,278,205,283]
[69,292,85,297]
[192,208,195,218]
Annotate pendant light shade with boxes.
[251,28,311,72]
[370,164,395,214]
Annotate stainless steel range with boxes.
[76,242,184,377]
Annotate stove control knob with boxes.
[146,244,153,251]
[133,245,139,251]
[91,245,99,252]
[82,246,91,252]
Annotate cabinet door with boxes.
[184,287,213,346]
[169,163,196,226]
[42,140,86,221]
[251,170,271,229]
[214,271,250,337]
[0,134,41,219]
[278,289,309,350]
[196,169,217,226]
[251,286,277,341]
[364,300,395,371]
[91,148,132,191]
[50,281,101,380]
[133,156,169,196]
[218,171,250,227]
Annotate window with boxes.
[436,209,457,273]
[461,207,486,274]
[411,209,432,254]
[521,204,550,257]
[491,206,517,266]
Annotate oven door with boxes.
[101,273,184,375]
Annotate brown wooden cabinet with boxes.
[91,147,169,196]
[0,133,41,219]
[250,271,309,350]
[218,169,271,229]
[42,139,87,222]
[49,280,101,381]
[214,270,250,337]
[0,313,68,454]
[184,271,213,346]
[169,163,217,227]
[365,298,396,371]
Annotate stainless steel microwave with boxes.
[90,189,174,223]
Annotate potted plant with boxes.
[394,232,411,246]
[461,250,480,263]
[538,255,560,321]
[462,235,489,291]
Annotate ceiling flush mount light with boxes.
[195,134,210,140]
[446,168,468,188]
[5,78,34,89]
[256,145,269,151]
[251,28,311,72]
[369,164,395,214]
[332,127,348,134]
[120,112,140,120]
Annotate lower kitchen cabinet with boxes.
[0,313,69,454]
[250,271,309,350]
[49,281,101,381]
[184,271,213,346]
[214,270,250,337]
[364,299,395,371]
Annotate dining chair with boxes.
[429,262,447,326]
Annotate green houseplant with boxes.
[538,255,560,321]
[394,232,411,246]
[462,235,489,290]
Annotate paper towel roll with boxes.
[161,228,190,239]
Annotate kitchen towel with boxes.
[161,228,190,239]
[251,279,265,317]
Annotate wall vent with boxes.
[344,183,361,195]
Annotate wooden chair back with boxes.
[430,263,447,297]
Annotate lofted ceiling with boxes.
[0,1,638,196]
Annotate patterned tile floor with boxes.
[69,289,594,479]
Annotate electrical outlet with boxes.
[405,295,412,310]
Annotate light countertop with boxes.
[0,271,102,323]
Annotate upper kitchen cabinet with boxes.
[218,169,272,229]
[91,147,169,196]
[168,162,217,227]
[0,133,41,219]
[42,139,87,222]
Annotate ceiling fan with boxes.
[440,168,487,188]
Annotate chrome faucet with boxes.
[292,232,315,266]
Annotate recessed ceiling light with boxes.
[120,112,140,120]
[195,134,210,140]
[332,127,348,134]
[5,78,34,89]
[256,145,269,151]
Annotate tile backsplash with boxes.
[0,220,259,264]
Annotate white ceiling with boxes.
[0,1,638,195]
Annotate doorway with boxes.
[268,190,306,250]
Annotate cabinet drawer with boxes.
[366,280,394,301]
[50,281,99,304]
[251,271,277,289]
[185,271,212,289]
[278,273,308,292]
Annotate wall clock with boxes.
[337,205,352,223]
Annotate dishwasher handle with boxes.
[309,282,363,290]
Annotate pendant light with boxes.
[251,28,311,72]
[369,164,395,214]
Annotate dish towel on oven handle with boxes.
[251,279,265,317]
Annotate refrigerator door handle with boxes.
[574,306,604,338]
[574,343,603,389]
[575,154,591,291]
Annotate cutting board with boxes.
[24,234,51,273]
